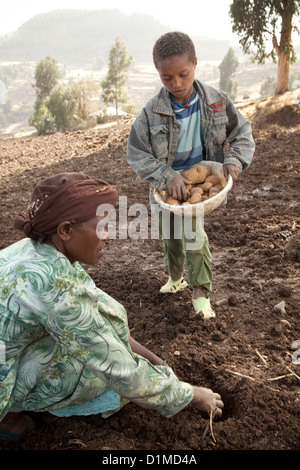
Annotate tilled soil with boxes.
[0,103,299,451]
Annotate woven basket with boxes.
[153,161,233,217]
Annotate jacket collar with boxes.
[152,87,174,116]
[152,80,205,116]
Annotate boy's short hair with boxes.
[153,32,196,68]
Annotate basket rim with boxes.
[152,162,233,215]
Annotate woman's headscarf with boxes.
[14,172,118,242]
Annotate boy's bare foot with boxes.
[192,286,207,299]
[192,286,215,318]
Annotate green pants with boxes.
[158,209,213,292]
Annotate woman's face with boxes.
[156,53,197,103]
[63,216,108,265]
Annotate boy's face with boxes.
[156,53,197,103]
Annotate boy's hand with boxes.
[223,164,241,181]
[167,175,191,201]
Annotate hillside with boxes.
[0,94,299,451]
[0,9,299,136]
[0,9,231,65]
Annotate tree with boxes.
[30,56,61,134]
[47,85,78,132]
[260,76,276,97]
[74,80,99,120]
[229,0,300,95]
[28,97,56,135]
[101,36,133,120]
[219,47,239,100]
[34,56,60,99]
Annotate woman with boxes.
[0,172,223,442]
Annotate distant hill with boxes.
[0,9,232,65]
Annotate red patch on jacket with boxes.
[209,101,226,112]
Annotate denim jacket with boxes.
[127,80,255,190]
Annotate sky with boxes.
[0,0,241,44]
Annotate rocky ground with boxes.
[0,94,299,451]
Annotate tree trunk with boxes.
[274,1,294,95]
[115,99,120,124]
[115,82,120,124]
[275,51,290,95]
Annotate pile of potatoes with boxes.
[166,164,225,206]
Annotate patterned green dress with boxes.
[0,239,193,421]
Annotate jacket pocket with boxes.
[210,115,228,145]
[150,125,169,159]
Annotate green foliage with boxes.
[0,64,32,129]
[74,80,99,120]
[229,0,300,94]
[260,76,276,97]
[229,0,300,64]
[30,56,61,134]
[219,48,239,100]
[101,36,133,117]
[30,56,80,134]
[47,85,78,132]
[28,97,56,135]
[2,98,12,114]
[30,85,78,134]
[289,70,300,89]
[34,56,60,99]
[30,57,100,134]
[122,103,138,116]
[0,64,18,86]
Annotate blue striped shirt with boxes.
[171,91,204,170]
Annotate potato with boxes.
[209,185,221,193]
[205,175,221,186]
[181,201,191,206]
[212,184,223,192]
[187,192,202,204]
[198,181,213,191]
[166,197,180,205]
[209,187,221,198]
[190,187,203,196]
[185,183,193,191]
[182,164,211,184]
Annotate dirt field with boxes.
[0,95,299,451]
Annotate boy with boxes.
[127,32,255,318]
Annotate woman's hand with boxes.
[223,164,241,182]
[167,175,191,201]
[191,386,224,419]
